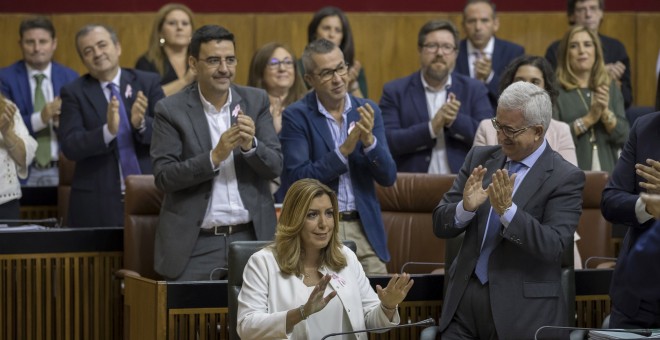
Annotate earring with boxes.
[159,37,165,46]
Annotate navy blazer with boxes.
[602,111,660,321]
[455,37,524,108]
[0,60,78,133]
[58,69,164,228]
[545,34,632,109]
[280,92,397,262]
[380,71,493,173]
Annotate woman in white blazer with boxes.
[237,179,413,339]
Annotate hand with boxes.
[474,56,492,82]
[302,274,337,317]
[637,159,660,194]
[487,169,517,216]
[130,91,148,129]
[0,100,16,135]
[432,93,461,132]
[605,61,626,81]
[356,103,375,147]
[339,119,361,157]
[211,125,241,166]
[463,166,489,212]
[641,193,660,219]
[107,95,120,135]
[593,84,610,114]
[40,97,62,125]
[235,110,256,151]
[377,273,414,309]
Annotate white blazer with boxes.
[237,245,400,339]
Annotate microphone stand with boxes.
[321,318,435,340]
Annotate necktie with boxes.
[34,74,51,167]
[107,83,141,179]
[474,161,525,284]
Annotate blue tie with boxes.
[107,83,141,179]
[474,161,525,284]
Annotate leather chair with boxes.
[227,240,357,340]
[57,153,74,226]
[376,173,456,274]
[578,171,616,269]
[116,174,164,280]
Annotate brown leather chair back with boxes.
[57,153,75,225]
[376,173,456,274]
[577,171,614,268]
[123,175,164,280]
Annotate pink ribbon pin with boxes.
[232,104,241,118]
[125,84,133,99]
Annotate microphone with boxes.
[321,318,435,340]
[534,325,654,339]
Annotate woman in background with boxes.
[0,94,37,218]
[302,6,368,98]
[555,25,628,173]
[248,42,306,134]
[237,179,413,339]
[136,3,195,96]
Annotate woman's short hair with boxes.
[145,3,194,76]
[556,25,609,91]
[307,6,356,65]
[247,42,306,108]
[498,55,559,106]
[273,179,347,276]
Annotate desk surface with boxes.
[0,227,123,254]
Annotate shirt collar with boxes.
[26,62,53,80]
[199,84,232,114]
[316,92,352,119]
[466,36,495,57]
[99,69,122,90]
[508,139,547,169]
[420,72,452,93]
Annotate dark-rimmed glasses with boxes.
[491,118,532,138]
[316,63,349,83]
[421,43,457,55]
[267,58,294,69]
[200,56,238,68]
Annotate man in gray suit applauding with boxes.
[151,25,282,281]
[433,81,584,339]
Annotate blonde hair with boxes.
[145,3,194,76]
[556,25,610,91]
[272,179,347,275]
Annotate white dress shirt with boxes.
[421,73,452,174]
[466,37,495,84]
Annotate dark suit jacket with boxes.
[602,111,660,320]
[545,34,632,109]
[151,83,282,279]
[58,69,164,228]
[380,71,493,173]
[0,60,78,134]
[433,145,584,339]
[280,91,396,262]
[455,37,525,108]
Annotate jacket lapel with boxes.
[82,74,108,123]
[409,72,430,124]
[185,85,213,152]
[307,93,335,151]
[229,85,242,126]
[512,146,553,209]
[16,62,33,114]
[477,149,507,246]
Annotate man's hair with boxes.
[417,19,459,50]
[567,0,604,24]
[498,55,559,106]
[301,39,338,76]
[19,16,56,40]
[498,81,552,133]
[188,25,234,59]
[463,0,497,18]
[75,24,119,57]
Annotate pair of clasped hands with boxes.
[107,91,149,135]
[211,109,256,167]
[431,93,462,135]
[463,165,517,216]
[638,158,660,218]
[338,103,376,157]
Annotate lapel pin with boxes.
[125,84,133,99]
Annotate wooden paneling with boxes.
[635,13,660,107]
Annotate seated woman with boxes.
[237,178,413,339]
[136,3,195,96]
[473,55,583,268]
[554,25,628,173]
[248,42,306,134]
[301,6,368,98]
[0,94,37,218]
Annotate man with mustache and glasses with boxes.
[279,39,396,275]
[151,25,282,281]
[380,19,493,175]
[58,24,164,228]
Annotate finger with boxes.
[324,290,337,303]
[647,159,660,171]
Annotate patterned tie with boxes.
[34,74,51,167]
[474,161,525,284]
[107,83,141,179]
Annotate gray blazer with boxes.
[151,83,282,279]
[433,145,584,339]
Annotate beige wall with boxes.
[1,11,658,106]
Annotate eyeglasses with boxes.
[199,56,238,68]
[267,58,294,69]
[421,43,457,55]
[491,118,532,138]
[316,63,349,83]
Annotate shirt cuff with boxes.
[240,137,258,155]
[500,203,518,229]
[454,200,476,227]
[31,112,48,132]
[485,70,495,84]
[102,124,116,145]
[428,121,437,139]
[209,151,221,171]
[363,136,377,153]
[334,148,348,165]
[635,197,654,224]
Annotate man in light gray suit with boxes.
[433,82,584,339]
[151,25,282,281]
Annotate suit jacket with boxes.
[545,34,632,109]
[280,91,396,262]
[474,118,578,166]
[237,246,399,339]
[58,69,164,228]
[602,111,660,320]
[433,145,584,339]
[455,37,525,108]
[0,60,78,134]
[380,71,493,173]
[151,83,282,279]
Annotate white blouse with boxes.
[1,99,37,205]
